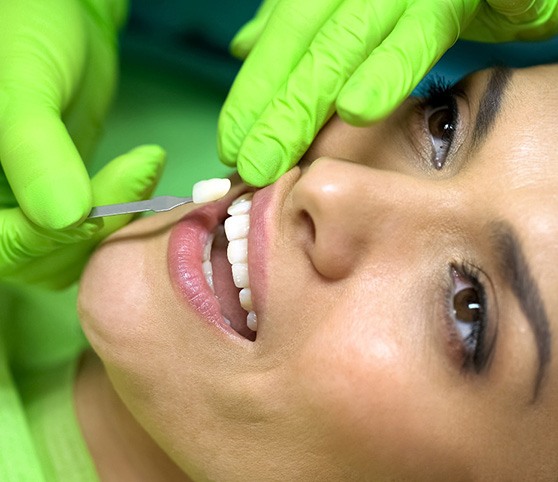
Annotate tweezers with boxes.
[88,196,193,219]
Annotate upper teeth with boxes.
[202,193,257,333]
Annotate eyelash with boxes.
[415,77,462,170]
[444,262,493,374]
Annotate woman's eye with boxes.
[416,77,461,171]
[424,103,457,170]
[449,266,489,372]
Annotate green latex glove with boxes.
[0,0,128,230]
[0,145,166,289]
[219,0,558,187]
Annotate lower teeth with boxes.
[247,311,257,331]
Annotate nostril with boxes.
[295,209,316,252]
[291,158,374,279]
[302,210,316,244]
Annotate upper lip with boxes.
[246,167,303,327]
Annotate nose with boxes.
[291,158,452,279]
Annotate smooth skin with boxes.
[78,64,558,480]
[219,0,558,186]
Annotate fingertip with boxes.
[130,144,167,163]
[336,102,377,126]
[23,173,92,230]
[230,30,253,60]
[91,144,168,207]
[231,20,255,44]
[336,79,382,125]
[0,108,94,229]
[230,43,250,61]
[237,161,268,187]
[236,146,288,187]
[129,144,167,185]
[217,126,240,168]
[337,79,401,125]
[230,17,265,59]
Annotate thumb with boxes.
[90,144,167,238]
[0,145,165,289]
[3,145,167,289]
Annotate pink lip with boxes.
[167,194,236,336]
[248,168,302,320]
[248,187,273,318]
[168,169,300,341]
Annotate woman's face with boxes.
[79,65,558,480]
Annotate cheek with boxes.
[302,113,410,173]
[78,237,146,354]
[289,300,471,477]
[77,215,173,369]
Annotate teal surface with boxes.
[419,36,558,88]
[88,54,234,197]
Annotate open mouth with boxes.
[202,193,257,341]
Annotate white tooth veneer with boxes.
[201,192,258,336]
[192,178,231,204]
[227,197,252,216]
[202,234,215,292]
[203,234,214,262]
[224,214,250,241]
[247,311,257,331]
[227,238,248,264]
[202,260,214,292]
[232,263,249,288]
[239,288,252,311]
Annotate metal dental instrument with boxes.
[88,196,193,219]
[88,178,232,218]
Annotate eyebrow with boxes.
[490,221,551,402]
[472,66,513,150]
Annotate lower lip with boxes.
[167,199,232,336]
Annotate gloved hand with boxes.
[219,0,558,187]
[0,0,128,230]
[0,145,166,289]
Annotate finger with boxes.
[218,0,343,167]
[0,1,91,229]
[0,215,102,288]
[235,0,403,186]
[53,145,166,287]
[0,97,93,230]
[89,144,166,238]
[469,0,558,40]
[230,0,282,59]
[337,0,481,124]
[1,145,166,288]
[63,28,118,163]
[0,207,101,277]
